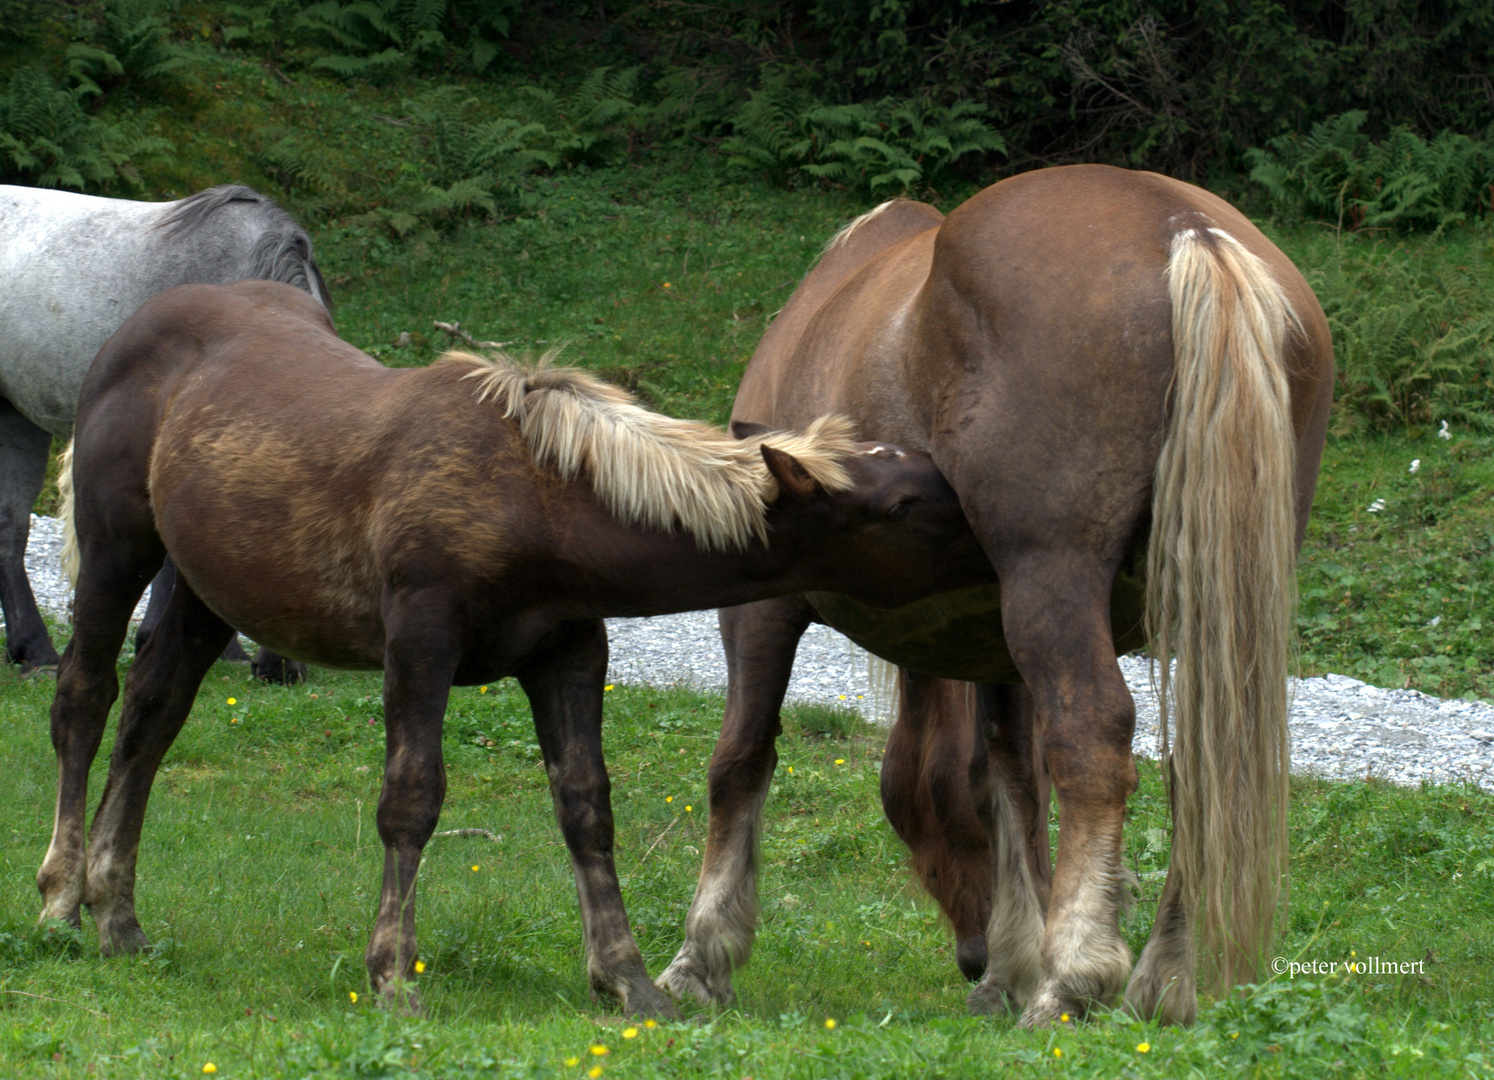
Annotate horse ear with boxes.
[761,445,819,500]
[731,419,772,440]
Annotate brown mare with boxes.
[37,279,996,1016]
[657,165,1335,1026]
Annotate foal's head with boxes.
[739,421,992,605]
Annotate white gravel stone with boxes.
[24,515,1494,790]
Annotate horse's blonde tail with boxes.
[1145,225,1297,995]
[57,438,80,588]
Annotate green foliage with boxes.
[65,0,198,98]
[0,65,168,189]
[1296,426,1494,699]
[515,65,643,167]
[275,0,520,78]
[1284,229,1494,435]
[1249,112,1494,232]
[723,68,1004,197]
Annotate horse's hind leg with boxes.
[37,537,162,929]
[967,683,1054,1014]
[879,673,993,982]
[657,596,812,1005]
[0,401,58,672]
[520,618,675,1018]
[995,557,1137,1027]
[1124,764,1198,1025]
[81,575,234,953]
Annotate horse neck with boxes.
[559,510,819,618]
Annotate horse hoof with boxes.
[620,981,680,1020]
[376,981,425,1017]
[655,957,732,1006]
[1016,991,1076,1029]
[966,978,1015,1017]
[98,922,150,957]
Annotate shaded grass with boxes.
[1,653,1491,1078]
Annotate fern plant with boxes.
[0,66,167,189]
[65,0,197,99]
[286,0,520,77]
[295,0,447,78]
[1247,112,1494,232]
[723,71,1005,197]
[517,67,644,167]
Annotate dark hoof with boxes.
[252,648,308,684]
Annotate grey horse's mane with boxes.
[156,185,331,307]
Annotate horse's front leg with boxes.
[657,596,811,1005]
[520,618,675,1018]
[364,592,458,1013]
[0,400,58,672]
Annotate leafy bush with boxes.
[1294,231,1494,435]
[722,68,1004,197]
[1248,111,1494,232]
[515,66,644,168]
[0,66,167,189]
[65,0,197,99]
[272,0,520,77]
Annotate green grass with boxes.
[1,657,1491,1078]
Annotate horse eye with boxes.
[884,495,916,519]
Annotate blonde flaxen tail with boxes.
[57,438,80,588]
[1145,224,1297,996]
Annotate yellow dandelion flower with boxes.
[349,991,358,1003]
[604,685,615,691]
[787,766,793,774]
[588,1068,603,1079]
[227,697,236,705]
[643,1019,657,1029]
[1136,1042,1150,1053]
[590,1044,609,1056]
[1053,1047,1063,1058]
[834,759,844,765]
[471,865,480,872]
[1060,1013,1069,1023]
[662,282,671,289]
[838,694,846,700]
[685,805,693,812]
[622,1027,638,1039]
[480,686,488,693]
[1230,1032,1239,1040]
[230,718,238,725]
[565,1057,580,1067]
[415,960,425,974]
[203,1065,218,1075]
[824,1018,837,1030]
[665,796,673,803]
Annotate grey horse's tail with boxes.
[156,184,333,309]
[58,439,78,588]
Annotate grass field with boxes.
[2,661,1492,1079]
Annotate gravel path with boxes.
[23,515,1494,790]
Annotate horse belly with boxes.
[804,563,1146,682]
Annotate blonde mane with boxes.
[823,199,903,254]
[439,351,856,551]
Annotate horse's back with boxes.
[737,199,944,441]
[0,185,326,434]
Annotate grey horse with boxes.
[0,183,330,674]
